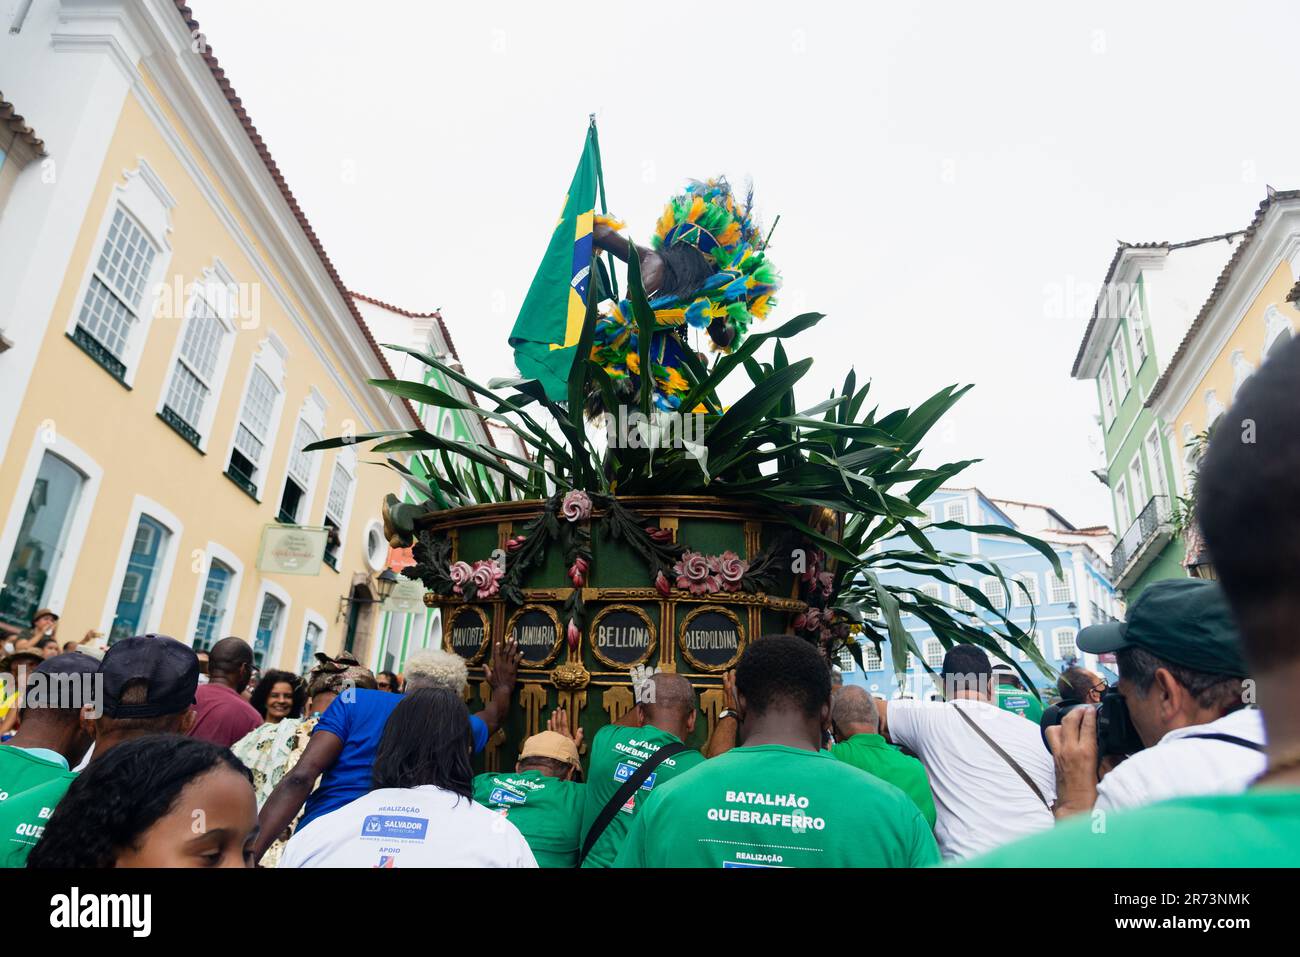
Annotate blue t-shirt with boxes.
[298,689,489,830]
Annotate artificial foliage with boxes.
[310,183,1064,689]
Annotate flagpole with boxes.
[590,113,620,303]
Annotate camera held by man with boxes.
[1042,578,1264,819]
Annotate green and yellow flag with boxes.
[509,118,602,400]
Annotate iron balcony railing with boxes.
[1111,495,1172,576]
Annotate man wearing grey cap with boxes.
[1048,578,1263,818]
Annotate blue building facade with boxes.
[840,488,1123,698]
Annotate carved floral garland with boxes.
[405,491,836,654]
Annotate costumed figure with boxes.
[588,177,781,413]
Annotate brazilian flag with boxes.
[509,118,602,400]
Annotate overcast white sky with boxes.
[193,0,1300,530]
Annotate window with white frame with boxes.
[67,164,174,385]
[382,612,406,673]
[1049,570,1074,604]
[278,418,321,524]
[944,499,967,524]
[108,514,172,644]
[981,576,1007,610]
[300,619,325,674]
[227,366,279,497]
[1145,430,1168,500]
[923,638,945,669]
[920,504,937,525]
[252,591,286,670]
[1099,367,1116,426]
[1230,350,1254,400]
[836,647,856,673]
[1053,627,1078,660]
[1114,477,1131,531]
[0,453,88,629]
[194,559,234,652]
[323,459,354,568]
[951,582,974,612]
[1112,329,1130,397]
[162,291,229,447]
[903,583,936,617]
[1263,304,1295,357]
[1130,457,1148,509]
[863,643,883,672]
[1019,630,1043,662]
[1204,389,1225,429]
[1128,292,1147,367]
[73,207,159,379]
[1013,572,1039,607]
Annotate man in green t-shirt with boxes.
[579,672,706,867]
[0,636,199,867]
[615,636,940,868]
[474,712,586,867]
[830,685,936,828]
[0,653,98,805]
[974,338,1300,868]
[991,665,1044,724]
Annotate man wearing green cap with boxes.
[1049,578,1261,818]
[971,335,1300,868]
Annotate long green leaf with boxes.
[706,358,813,461]
[624,237,656,421]
[678,312,825,413]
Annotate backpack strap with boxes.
[579,741,689,864]
[951,702,1051,810]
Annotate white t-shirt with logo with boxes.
[887,697,1056,860]
[1095,708,1266,813]
[279,785,538,868]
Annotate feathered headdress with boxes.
[589,177,780,412]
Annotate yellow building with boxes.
[0,0,425,671]
[1148,188,1300,567]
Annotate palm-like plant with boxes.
[308,244,1062,689]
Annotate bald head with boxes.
[208,637,254,690]
[643,673,697,719]
[831,685,879,738]
[639,672,697,742]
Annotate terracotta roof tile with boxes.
[0,94,46,157]
[170,3,419,428]
[1070,232,1244,377]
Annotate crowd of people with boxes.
[0,336,1297,868]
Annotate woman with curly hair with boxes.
[27,734,257,868]
[248,669,305,723]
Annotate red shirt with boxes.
[189,683,262,748]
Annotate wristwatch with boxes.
[718,709,738,721]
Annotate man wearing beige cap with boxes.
[473,709,585,867]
